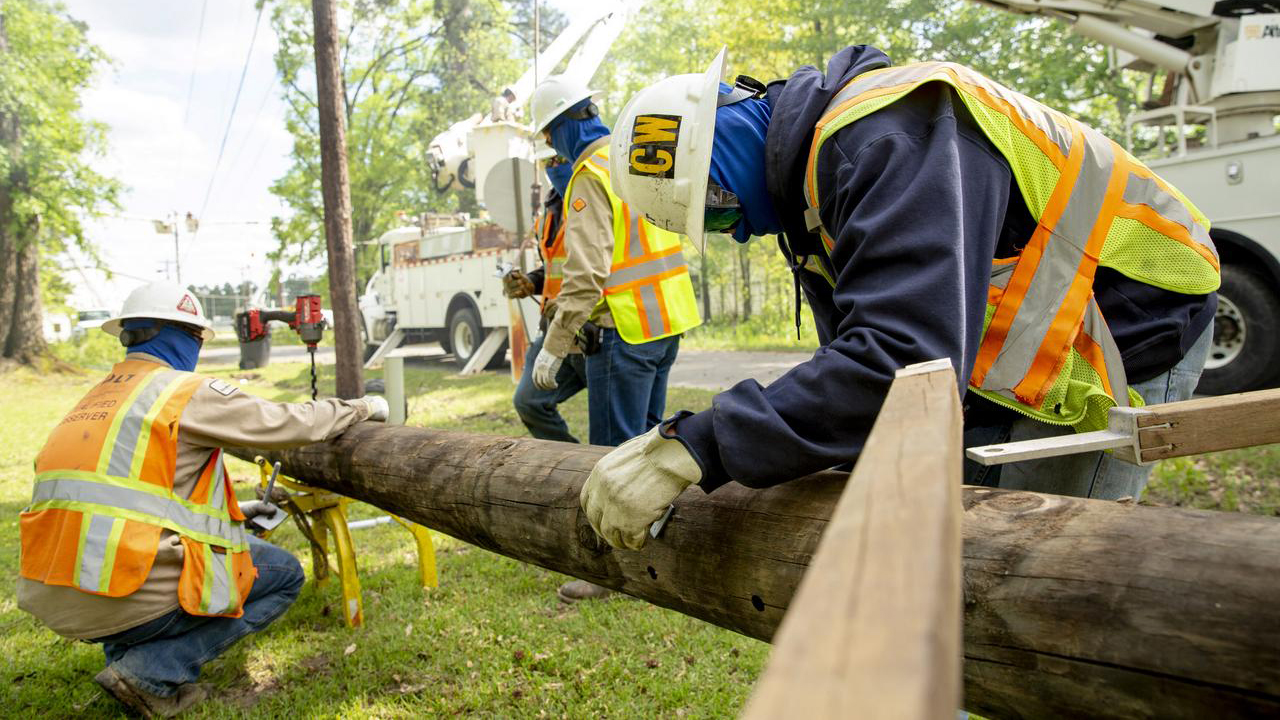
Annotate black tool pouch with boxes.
[574,321,603,355]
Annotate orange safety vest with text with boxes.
[540,206,568,310]
[20,360,255,617]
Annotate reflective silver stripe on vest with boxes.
[1121,174,1216,256]
[33,478,237,544]
[637,284,664,337]
[979,125,1117,396]
[207,453,226,511]
[605,251,687,289]
[204,543,234,614]
[78,513,117,592]
[1083,298,1130,406]
[106,370,183,477]
[627,212,646,259]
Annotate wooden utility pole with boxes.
[311,0,363,398]
[232,419,1280,718]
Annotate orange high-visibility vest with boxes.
[541,206,568,311]
[802,62,1219,431]
[20,360,255,617]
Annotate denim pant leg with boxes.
[586,329,670,447]
[997,324,1213,499]
[95,536,305,697]
[643,335,681,432]
[513,335,588,443]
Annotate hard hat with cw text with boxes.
[609,48,726,252]
[101,281,216,340]
[530,75,601,135]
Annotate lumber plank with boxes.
[742,362,962,720]
[229,425,1280,718]
[1138,388,1280,461]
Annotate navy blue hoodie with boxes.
[675,46,1215,491]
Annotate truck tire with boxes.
[447,306,483,369]
[1196,264,1280,395]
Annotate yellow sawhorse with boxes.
[254,456,438,627]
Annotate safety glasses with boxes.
[703,179,742,233]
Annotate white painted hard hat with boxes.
[529,74,601,135]
[609,48,726,252]
[102,281,216,340]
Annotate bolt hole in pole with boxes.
[751,595,765,612]
[647,566,658,580]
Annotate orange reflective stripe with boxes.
[1073,330,1113,397]
[1113,202,1220,271]
[603,267,688,295]
[972,121,1086,387]
[1014,145,1129,404]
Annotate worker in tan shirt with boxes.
[18,282,388,718]
[526,77,702,603]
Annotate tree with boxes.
[0,0,119,363]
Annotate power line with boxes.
[181,0,210,129]
[195,1,266,227]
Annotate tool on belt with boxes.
[575,321,603,355]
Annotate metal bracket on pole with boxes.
[966,406,1157,467]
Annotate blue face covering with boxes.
[548,99,611,164]
[123,319,202,372]
[545,160,574,196]
[707,85,782,243]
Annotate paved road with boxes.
[199,344,812,392]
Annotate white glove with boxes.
[532,348,564,390]
[580,424,702,551]
[362,395,390,421]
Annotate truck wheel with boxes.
[1196,264,1280,395]
[447,306,483,369]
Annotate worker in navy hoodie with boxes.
[578,46,1219,551]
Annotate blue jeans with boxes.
[92,536,305,697]
[586,329,681,447]
[513,333,588,443]
[962,324,1213,499]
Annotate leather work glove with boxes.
[503,269,535,299]
[532,348,563,390]
[581,423,702,551]
[362,395,390,421]
[238,500,285,533]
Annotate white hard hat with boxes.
[609,48,726,252]
[102,281,216,341]
[530,74,601,135]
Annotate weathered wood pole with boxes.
[311,0,363,399]
[230,425,1280,719]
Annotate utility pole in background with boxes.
[311,0,363,399]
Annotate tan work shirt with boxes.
[17,352,373,639]
[543,137,617,359]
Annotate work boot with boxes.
[94,666,208,718]
[557,579,613,603]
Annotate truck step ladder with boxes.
[363,327,404,369]
[459,328,506,376]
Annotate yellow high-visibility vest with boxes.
[21,360,255,617]
[566,145,702,344]
[803,62,1219,431]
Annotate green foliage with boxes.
[0,0,120,249]
[1147,447,1280,516]
[47,330,120,370]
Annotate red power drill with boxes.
[235,294,328,399]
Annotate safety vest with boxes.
[541,204,568,310]
[802,62,1220,431]
[20,360,255,617]
[565,145,702,344]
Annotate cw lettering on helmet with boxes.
[628,114,681,178]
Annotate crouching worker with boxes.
[17,282,389,718]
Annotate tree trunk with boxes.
[229,427,1280,719]
[311,0,364,398]
[0,12,46,363]
[738,243,751,320]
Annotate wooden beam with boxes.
[742,360,962,719]
[1138,388,1280,461]
[229,426,1280,718]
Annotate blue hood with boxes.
[124,319,201,371]
[548,99,610,163]
[764,45,891,248]
[545,160,574,196]
[708,84,781,242]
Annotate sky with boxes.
[62,0,597,312]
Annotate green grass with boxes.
[1,359,765,718]
[681,316,820,353]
